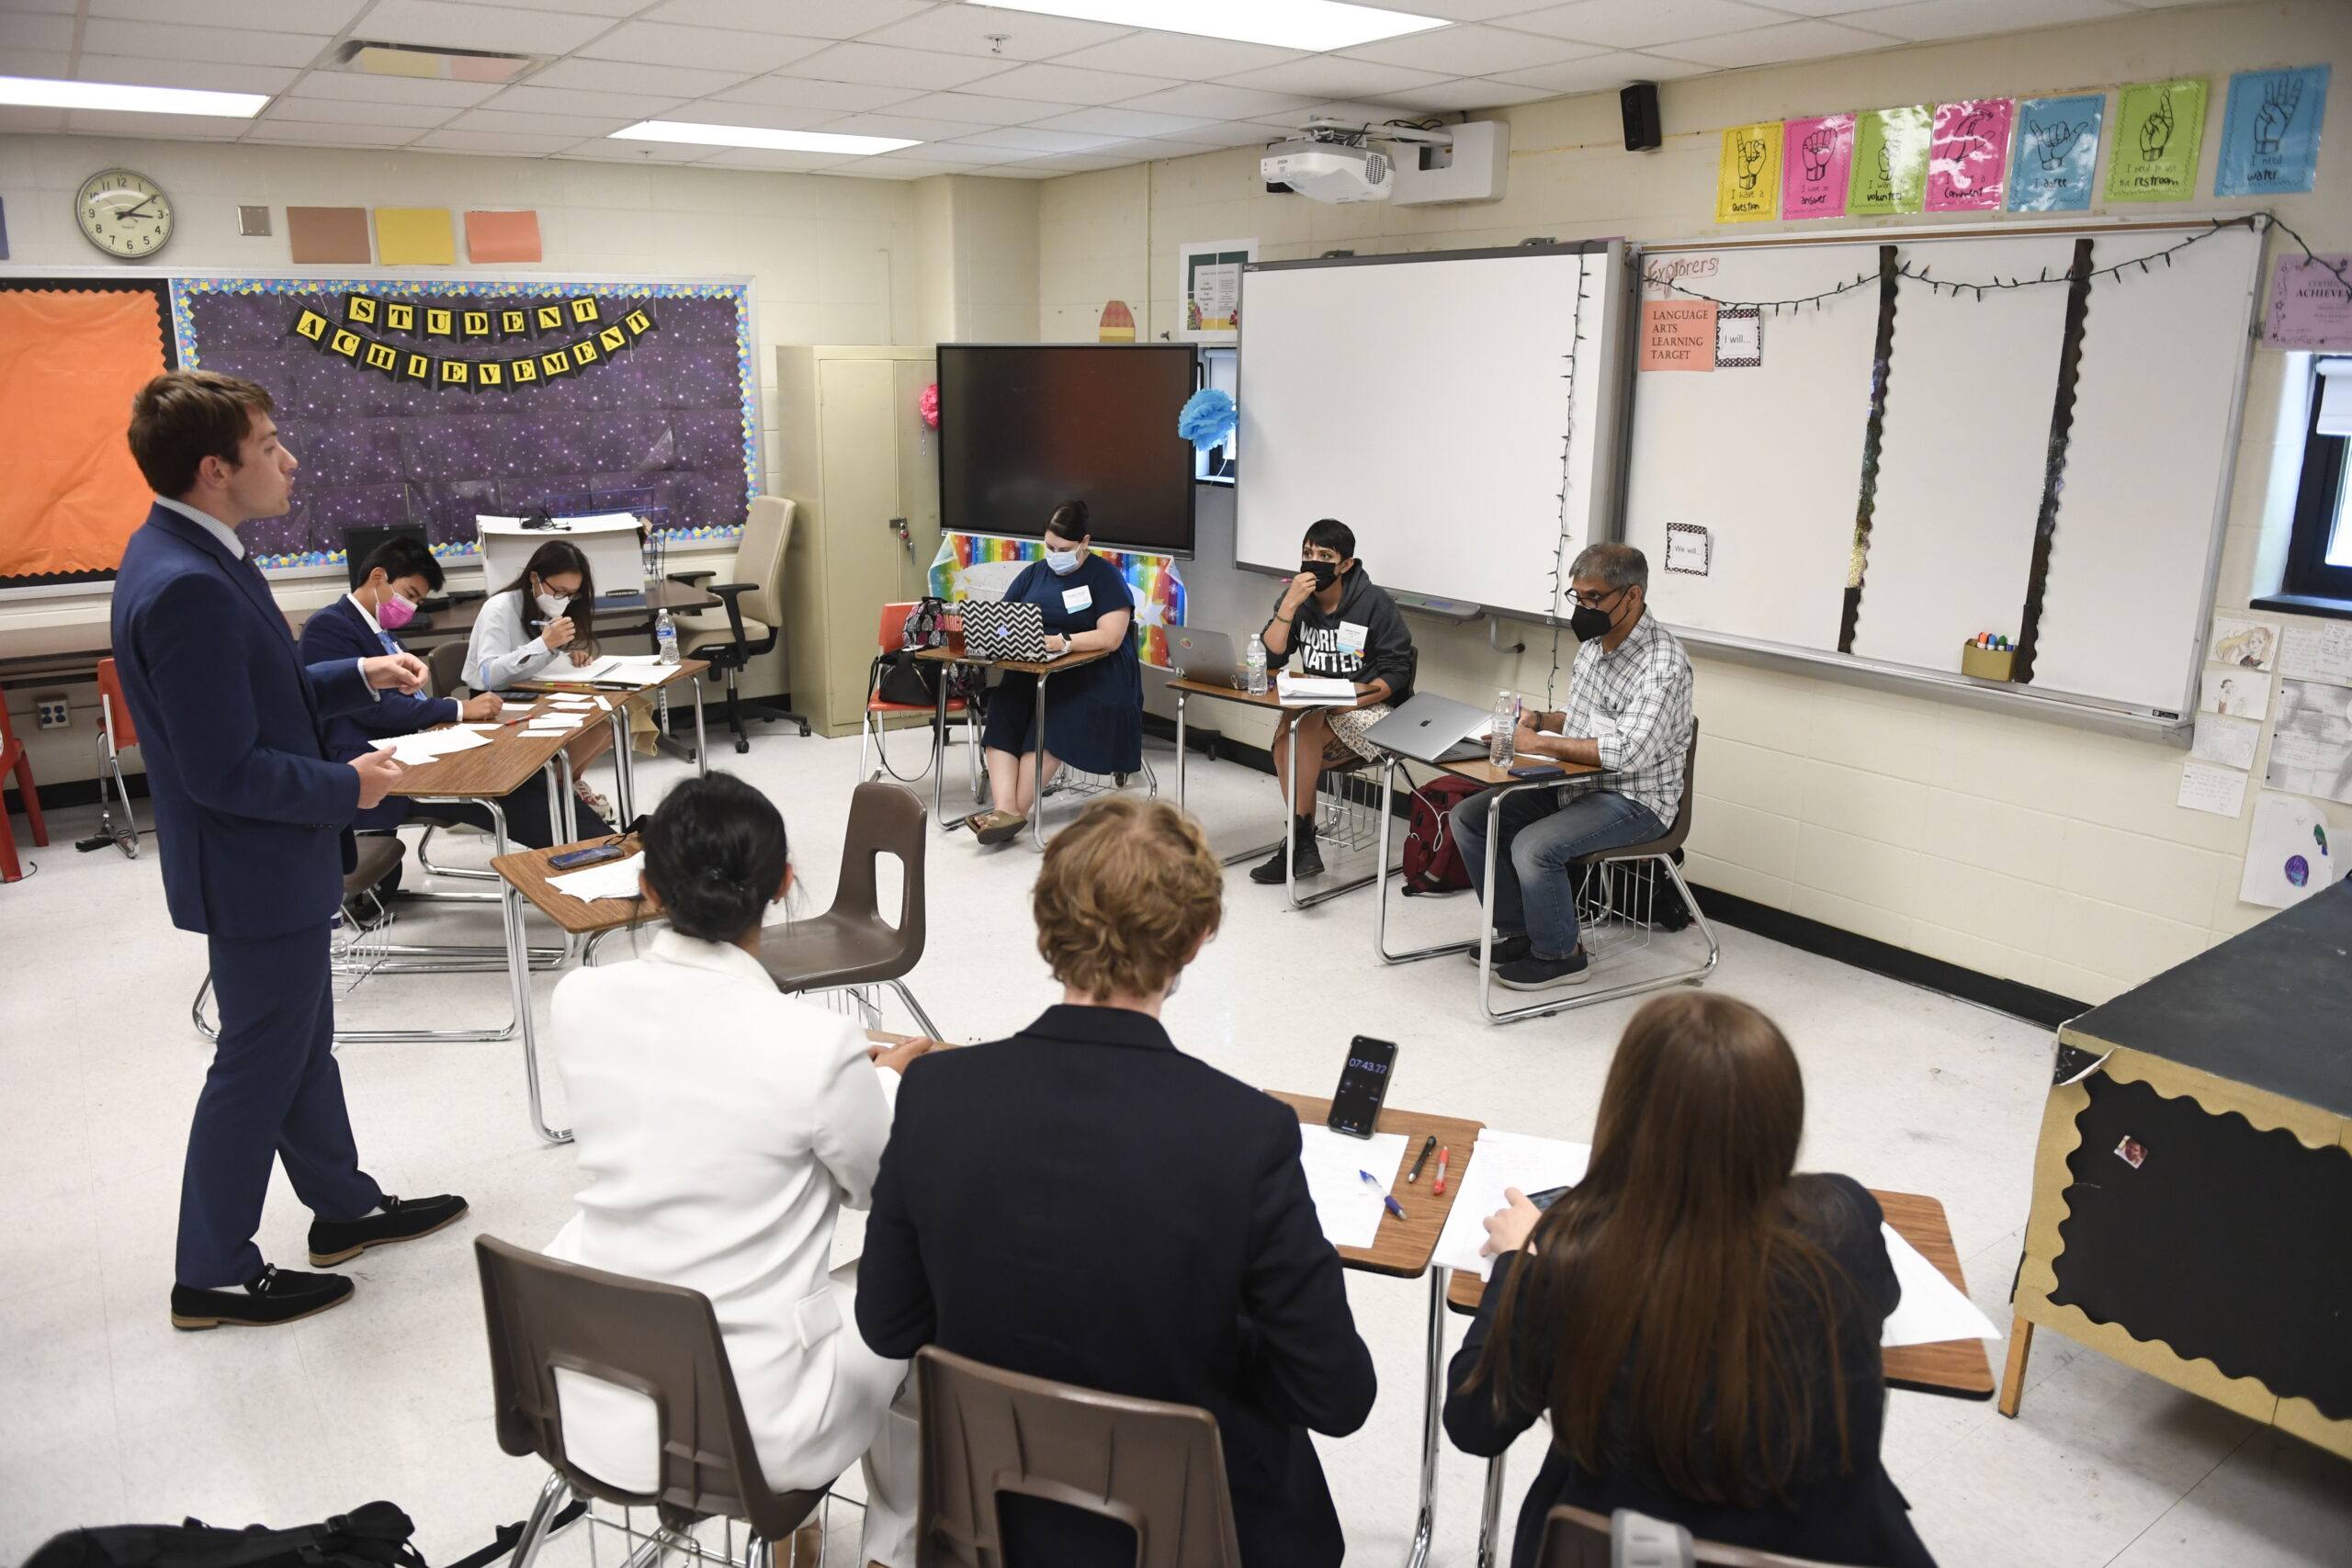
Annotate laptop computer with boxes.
[960,599,1060,662]
[1163,626,1252,690]
[1363,692,1494,764]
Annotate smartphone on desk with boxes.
[548,841,626,871]
[1327,1035,1398,1138]
[1508,762,1566,780]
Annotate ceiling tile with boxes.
[679,145,850,170]
[3,52,71,80]
[284,73,506,107]
[576,21,832,74]
[445,107,639,138]
[257,96,454,129]
[853,6,1135,59]
[0,107,69,133]
[1756,0,1913,13]
[0,11,73,50]
[1378,0,1563,16]
[1214,57,1455,101]
[1044,32,1306,80]
[790,41,1020,91]
[804,112,994,141]
[951,127,1123,153]
[964,62,1184,106]
[884,89,1082,124]
[1173,120,1297,148]
[1341,23,1610,74]
[85,0,368,29]
[707,76,922,113]
[559,134,729,162]
[74,55,301,96]
[79,18,328,69]
[1003,152,1135,173]
[1092,135,1225,160]
[1662,17,1898,66]
[823,157,974,179]
[526,58,754,98]
[900,141,1025,165]
[636,0,932,39]
[65,108,244,137]
[1026,107,1216,139]
[358,0,619,55]
[1113,82,1317,121]
[1488,49,1708,94]
[1371,75,1567,111]
[642,101,839,130]
[454,0,643,11]
[241,119,424,145]
[1503,0,1786,49]
[481,84,694,120]
[411,128,581,155]
[0,0,74,12]
[969,164,1065,177]
[1839,0,2132,40]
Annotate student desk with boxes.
[2002,879,2352,1461]
[914,644,1109,845]
[330,579,719,647]
[492,831,653,1145]
[1442,1188,1993,1568]
[1270,1089,1484,1568]
[512,657,711,825]
[1167,676,1388,909]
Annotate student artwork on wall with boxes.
[1849,107,1931,214]
[171,276,757,570]
[1179,238,1252,342]
[2215,65,2329,197]
[2106,79,2206,201]
[2008,95,2104,211]
[2238,790,2338,907]
[1781,114,1853,219]
[1926,99,2015,211]
[929,534,1185,668]
[1716,121,1782,222]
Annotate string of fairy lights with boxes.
[1547,254,1594,708]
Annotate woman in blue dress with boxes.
[968,501,1144,846]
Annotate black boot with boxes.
[1250,815,1324,883]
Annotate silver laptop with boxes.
[1363,693,1493,764]
[1163,626,1251,690]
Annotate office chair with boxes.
[673,497,809,753]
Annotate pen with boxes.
[1358,1170,1408,1221]
[1407,1134,1436,1184]
[1433,1145,1449,1195]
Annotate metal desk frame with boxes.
[1170,680,1388,909]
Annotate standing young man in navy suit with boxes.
[112,370,469,1329]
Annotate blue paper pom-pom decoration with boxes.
[1178,387,1237,452]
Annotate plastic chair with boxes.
[673,496,810,752]
[1535,1505,1841,1568]
[913,1344,1243,1568]
[0,697,50,883]
[92,658,140,858]
[408,641,494,884]
[863,600,981,793]
[1566,722,1717,979]
[190,836,407,1038]
[474,1235,833,1568]
[759,781,942,1038]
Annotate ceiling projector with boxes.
[1261,138,1392,203]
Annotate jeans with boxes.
[1450,787,1665,961]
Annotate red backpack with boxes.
[1400,773,1487,896]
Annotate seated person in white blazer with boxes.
[544,772,935,1568]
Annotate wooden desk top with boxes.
[916,644,1110,678]
[1168,676,1283,707]
[1270,1090,1483,1280]
[513,656,709,703]
[388,695,604,800]
[1440,1187,1993,1400]
[492,832,644,935]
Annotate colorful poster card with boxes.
[2216,65,2329,197]
[1850,107,1931,214]
[374,207,455,265]
[1641,299,1717,371]
[465,209,542,264]
[2106,79,2206,201]
[2008,95,2104,211]
[2263,253,2352,350]
[1781,113,1853,219]
[1717,122,1783,222]
[1927,98,2014,211]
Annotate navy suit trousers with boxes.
[180,924,382,1288]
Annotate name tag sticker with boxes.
[1062,585,1093,614]
[1338,621,1369,657]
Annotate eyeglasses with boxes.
[1569,585,1630,610]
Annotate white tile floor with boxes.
[1,728,2345,1568]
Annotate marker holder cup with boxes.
[1960,642,2016,682]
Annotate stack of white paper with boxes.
[1276,673,1360,707]
[1295,1125,1410,1249]
[369,728,492,766]
[571,656,673,686]
[1431,1130,1593,1279]
[548,851,644,902]
[526,716,583,735]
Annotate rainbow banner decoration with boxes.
[930,535,1187,670]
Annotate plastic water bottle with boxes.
[1245,634,1269,695]
[655,607,679,665]
[1489,691,1519,768]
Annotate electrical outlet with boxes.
[34,694,71,730]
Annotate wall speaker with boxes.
[1621,82,1661,152]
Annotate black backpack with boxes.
[27,1502,426,1568]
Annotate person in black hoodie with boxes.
[1252,517,1417,883]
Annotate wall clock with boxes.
[75,168,174,258]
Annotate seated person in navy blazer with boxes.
[299,535,599,851]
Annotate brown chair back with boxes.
[427,639,469,699]
[1572,720,1699,864]
[736,496,794,629]
[1535,1505,1843,1568]
[763,781,929,992]
[473,1235,830,1541]
[914,1345,1242,1568]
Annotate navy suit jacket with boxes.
[298,594,458,829]
[110,502,375,939]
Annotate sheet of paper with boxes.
[2208,615,2280,671]
[1295,1126,1410,1251]
[2106,79,2206,201]
[2239,791,2339,908]
[548,851,645,902]
[1879,1224,2002,1347]
[527,717,584,734]
[368,728,491,765]
[2215,65,2329,197]
[2279,622,2352,682]
[2199,667,2270,720]
[1276,673,1360,706]
[2264,679,2352,805]
[2177,761,2248,818]
[2189,713,2260,771]
[2008,94,2104,212]
[1431,1130,1593,1280]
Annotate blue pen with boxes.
[1359,1170,1408,1221]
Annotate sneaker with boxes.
[974,809,1028,846]
[1248,829,1324,884]
[171,1263,353,1330]
[308,1192,469,1267]
[1493,948,1591,991]
[1464,932,1533,968]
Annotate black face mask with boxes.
[1568,593,1620,643]
[1301,558,1340,591]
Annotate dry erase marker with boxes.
[1407,1134,1437,1184]
[1433,1145,1450,1195]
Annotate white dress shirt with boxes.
[543,930,907,1497]
[463,586,566,692]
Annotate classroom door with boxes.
[819,355,911,724]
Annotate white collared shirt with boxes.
[153,495,243,559]
[346,591,384,637]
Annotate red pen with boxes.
[1433,1146,1449,1195]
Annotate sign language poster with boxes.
[1926,98,2014,210]
[1716,121,1783,222]
[1781,114,1854,219]
[1849,107,1931,214]
[2008,94,2104,211]
[2216,65,2329,197]
[2107,79,2206,200]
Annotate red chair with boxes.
[0,694,50,883]
[94,658,141,858]
[861,600,980,795]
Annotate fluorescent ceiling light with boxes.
[966,0,1446,52]
[0,74,266,118]
[611,120,920,155]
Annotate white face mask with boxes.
[1045,547,1082,576]
[535,589,571,619]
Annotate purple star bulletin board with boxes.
[169,276,757,570]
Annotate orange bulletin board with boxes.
[0,285,170,581]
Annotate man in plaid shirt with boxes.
[1451,543,1692,989]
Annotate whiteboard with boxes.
[1236,243,1627,622]
[1623,220,2262,722]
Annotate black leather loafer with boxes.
[308,1192,469,1266]
[171,1264,353,1330]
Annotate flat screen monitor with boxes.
[938,344,1198,556]
[343,523,428,588]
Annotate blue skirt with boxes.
[983,651,1143,774]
